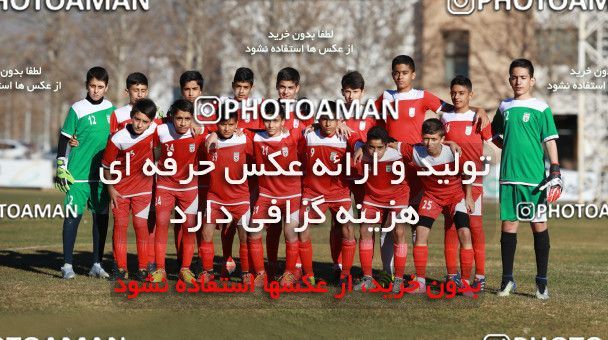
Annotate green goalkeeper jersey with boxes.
[60,98,115,182]
[491,98,559,186]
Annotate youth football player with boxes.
[442,76,493,290]
[101,98,158,280]
[409,119,475,293]
[56,66,115,279]
[491,59,561,299]
[199,111,254,283]
[151,99,205,283]
[246,105,304,287]
[354,126,411,294]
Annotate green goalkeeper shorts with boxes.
[499,184,547,222]
[64,181,109,215]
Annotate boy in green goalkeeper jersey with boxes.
[55,66,116,279]
[491,59,562,299]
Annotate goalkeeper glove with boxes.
[55,157,75,193]
[539,163,562,203]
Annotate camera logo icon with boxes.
[516,202,535,222]
[194,96,221,125]
[447,0,476,15]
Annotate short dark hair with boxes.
[276,67,300,86]
[341,71,365,90]
[422,118,445,137]
[367,126,396,144]
[179,70,204,90]
[233,67,254,85]
[509,58,534,77]
[86,66,109,86]
[168,99,194,117]
[262,102,285,121]
[450,75,472,92]
[319,100,338,121]
[126,72,148,89]
[391,55,415,72]
[131,98,157,120]
[218,109,239,124]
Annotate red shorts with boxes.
[361,195,409,224]
[300,197,352,223]
[252,194,301,225]
[205,200,250,225]
[155,188,198,216]
[112,193,152,221]
[418,194,467,221]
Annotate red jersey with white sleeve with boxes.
[441,110,492,187]
[102,123,157,197]
[360,143,414,207]
[109,105,132,134]
[302,129,362,201]
[344,116,376,143]
[109,104,164,134]
[250,127,303,199]
[409,144,464,205]
[154,122,206,191]
[204,133,253,205]
[374,89,442,144]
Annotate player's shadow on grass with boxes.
[0,249,117,278]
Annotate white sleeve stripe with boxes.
[543,135,559,142]
[60,131,73,138]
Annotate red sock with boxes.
[112,214,128,269]
[248,238,265,274]
[341,239,356,276]
[239,242,249,272]
[174,223,183,260]
[133,216,149,270]
[329,226,342,265]
[470,215,485,276]
[413,245,428,278]
[266,223,281,264]
[200,241,214,272]
[147,215,156,265]
[285,240,299,273]
[359,238,373,277]
[180,224,195,268]
[222,223,237,260]
[299,239,314,275]
[460,248,474,281]
[444,222,459,275]
[393,243,408,278]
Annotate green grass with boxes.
[0,189,607,339]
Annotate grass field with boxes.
[0,188,607,339]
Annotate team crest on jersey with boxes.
[409,107,416,117]
[465,125,473,135]
[386,165,391,172]
[189,143,195,152]
[293,119,300,128]
[445,123,450,132]
[523,113,530,122]
[359,121,366,131]
[282,146,289,157]
[233,152,240,162]
[329,152,338,162]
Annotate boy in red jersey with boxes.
[246,105,304,287]
[198,111,254,283]
[297,101,362,285]
[151,99,206,283]
[442,76,493,290]
[354,126,413,294]
[409,119,475,293]
[102,98,158,281]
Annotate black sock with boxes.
[92,213,109,264]
[62,214,83,264]
[533,229,550,280]
[500,231,517,282]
